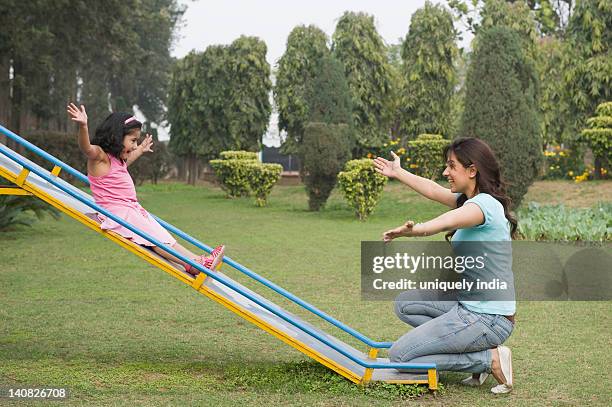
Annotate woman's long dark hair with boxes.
[92,112,142,158]
[443,137,518,241]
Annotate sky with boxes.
[156,0,472,144]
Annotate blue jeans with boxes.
[389,294,514,373]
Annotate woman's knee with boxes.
[394,301,418,326]
[388,341,404,363]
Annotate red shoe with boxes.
[211,245,225,257]
[200,246,225,271]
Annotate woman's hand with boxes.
[66,103,88,127]
[373,151,401,178]
[139,134,154,153]
[383,220,416,242]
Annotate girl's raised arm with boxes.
[373,152,457,208]
[66,103,103,161]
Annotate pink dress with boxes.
[88,154,176,247]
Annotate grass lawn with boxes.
[0,179,610,406]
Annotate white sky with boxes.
[157,0,472,143]
[172,0,471,65]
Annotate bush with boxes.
[301,122,352,211]
[210,150,282,206]
[517,202,611,241]
[246,162,283,207]
[0,179,60,231]
[220,150,259,161]
[406,134,450,180]
[338,159,388,220]
[209,158,258,198]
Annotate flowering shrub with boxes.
[366,137,407,160]
[542,145,586,180]
[406,134,450,181]
[338,159,387,221]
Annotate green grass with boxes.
[0,181,610,406]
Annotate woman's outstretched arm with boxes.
[373,152,457,208]
[383,203,485,241]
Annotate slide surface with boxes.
[0,141,435,386]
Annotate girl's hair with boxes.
[443,137,518,241]
[92,112,142,158]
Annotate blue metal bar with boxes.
[0,142,433,371]
[0,124,393,349]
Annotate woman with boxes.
[373,137,516,394]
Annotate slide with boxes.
[0,124,438,389]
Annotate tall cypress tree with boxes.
[301,55,353,211]
[332,12,395,156]
[274,25,330,154]
[460,26,541,208]
[401,1,458,139]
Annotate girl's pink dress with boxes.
[88,154,176,247]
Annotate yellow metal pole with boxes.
[428,368,438,390]
[361,347,379,384]
[15,168,29,186]
[0,187,31,196]
[191,272,207,290]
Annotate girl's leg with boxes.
[151,243,223,274]
[151,242,197,268]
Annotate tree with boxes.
[581,101,611,179]
[401,2,458,139]
[300,55,353,211]
[0,0,184,137]
[536,36,574,146]
[301,123,352,211]
[460,27,542,208]
[563,0,612,173]
[168,37,272,184]
[167,51,206,184]
[274,25,330,154]
[448,0,570,38]
[332,12,395,156]
[226,36,272,152]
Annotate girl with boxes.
[373,137,516,394]
[67,103,224,277]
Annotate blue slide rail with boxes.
[0,124,433,371]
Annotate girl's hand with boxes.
[383,220,415,242]
[373,151,401,178]
[139,133,154,153]
[66,103,88,127]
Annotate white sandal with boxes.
[461,372,489,386]
[491,345,513,394]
